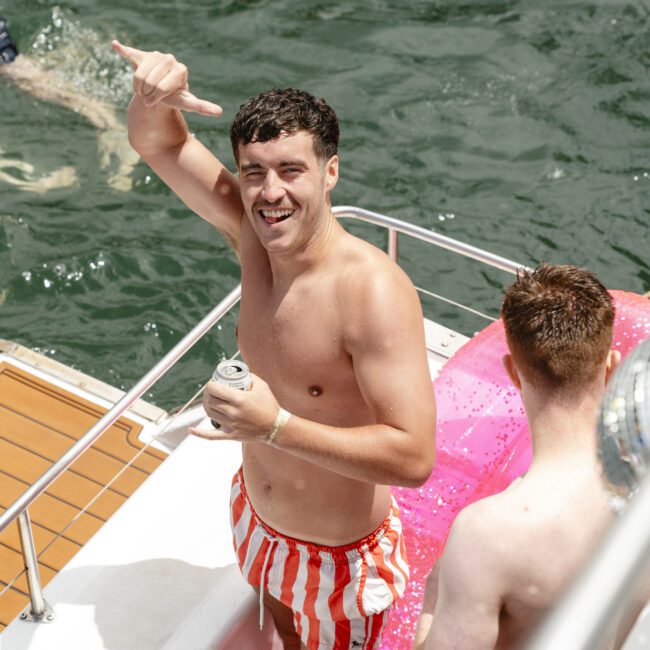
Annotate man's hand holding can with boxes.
[191,361,290,445]
[209,360,252,428]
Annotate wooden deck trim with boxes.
[0,360,166,629]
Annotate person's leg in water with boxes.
[0,15,137,191]
[0,20,78,192]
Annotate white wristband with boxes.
[266,408,291,445]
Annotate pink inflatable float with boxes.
[381,290,650,650]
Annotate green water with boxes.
[0,1,648,409]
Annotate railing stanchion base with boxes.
[19,601,55,624]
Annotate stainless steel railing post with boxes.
[387,227,399,261]
[16,509,55,623]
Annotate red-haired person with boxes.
[414,264,623,650]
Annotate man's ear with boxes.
[503,354,522,390]
[325,154,339,192]
[605,349,621,384]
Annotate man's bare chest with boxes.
[236,285,361,413]
[239,288,345,367]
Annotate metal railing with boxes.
[0,206,525,624]
[0,284,242,621]
[333,206,525,274]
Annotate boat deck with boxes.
[0,318,469,641]
[0,349,167,631]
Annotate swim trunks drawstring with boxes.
[259,538,278,629]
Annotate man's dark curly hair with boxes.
[230,88,339,164]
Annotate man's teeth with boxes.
[260,208,293,224]
[260,209,293,218]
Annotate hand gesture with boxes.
[190,373,281,442]
[111,40,222,117]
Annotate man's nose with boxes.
[261,172,285,202]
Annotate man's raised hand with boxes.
[111,40,222,117]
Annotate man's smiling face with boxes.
[237,130,339,254]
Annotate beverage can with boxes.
[209,360,252,429]
[212,360,252,391]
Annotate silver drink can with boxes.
[212,360,252,391]
[210,360,251,428]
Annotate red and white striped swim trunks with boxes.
[230,469,409,650]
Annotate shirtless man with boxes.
[413,264,621,650]
[112,41,436,650]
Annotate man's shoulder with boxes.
[337,231,395,267]
[436,498,513,603]
[329,231,425,348]
[446,490,525,560]
[336,239,421,340]
[447,478,577,579]
[451,493,507,538]
[438,493,542,608]
[335,232,416,298]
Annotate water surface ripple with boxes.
[0,0,648,408]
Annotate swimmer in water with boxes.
[0,16,138,192]
[113,40,436,650]
[414,264,628,650]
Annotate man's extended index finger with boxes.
[111,39,144,67]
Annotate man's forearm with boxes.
[126,93,189,158]
[271,414,434,487]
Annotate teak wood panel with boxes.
[0,362,166,630]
